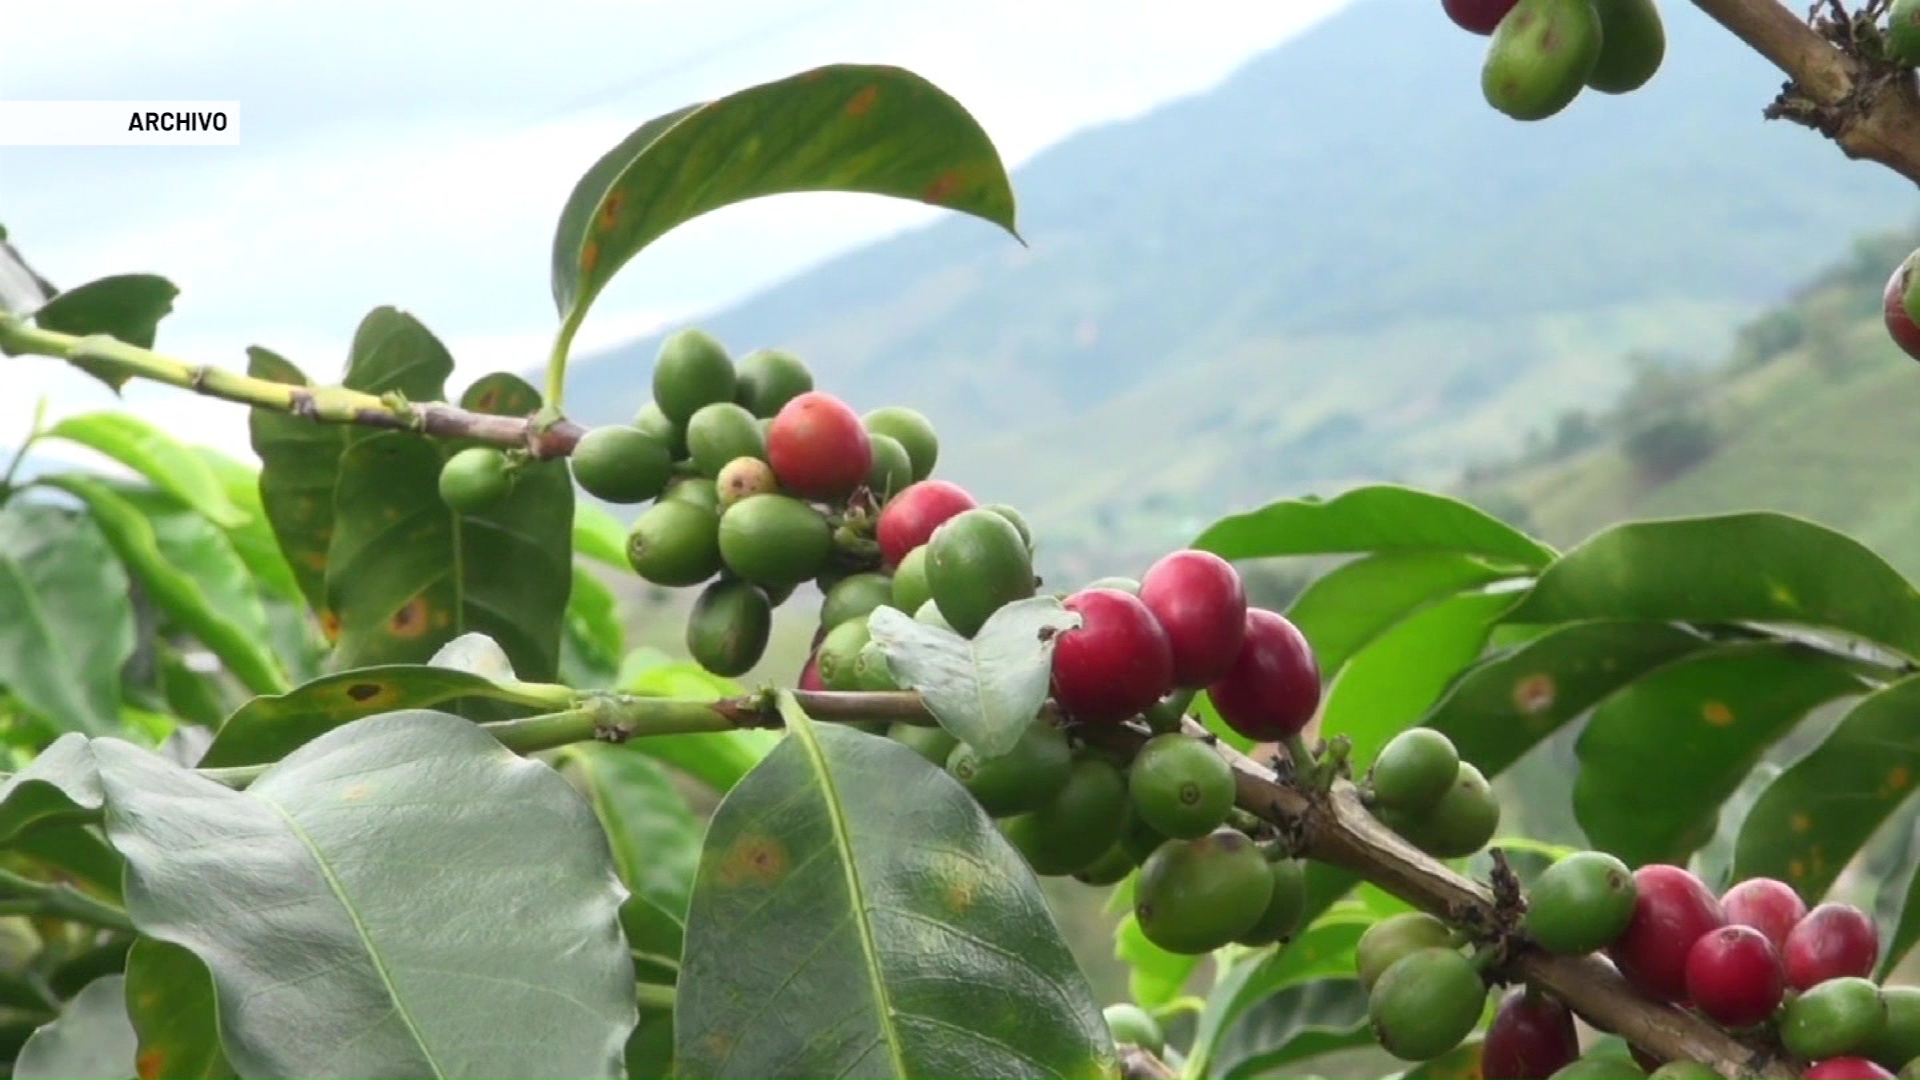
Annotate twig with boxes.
[1118,1046,1176,1080]
[0,867,135,933]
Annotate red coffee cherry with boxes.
[766,391,871,501]
[1482,989,1579,1079]
[1607,864,1727,1003]
[1803,1058,1896,1079]
[1722,877,1808,951]
[1050,588,1175,724]
[1685,925,1786,1028]
[1138,549,1248,689]
[874,479,976,567]
[1205,608,1321,742]
[1784,902,1880,991]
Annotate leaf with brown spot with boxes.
[1577,641,1870,868]
[125,939,233,1080]
[676,695,1114,1079]
[1736,673,1920,903]
[550,65,1019,366]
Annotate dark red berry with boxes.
[1482,990,1579,1080]
[1607,864,1727,1003]
[1722,877,1808,951]
[1685,925,1786,1028]
[1138,549,1249,689]
[767,391,872,501]
[1443,0,1521,34]
[1784,902,1880,991]
[875,480,976,568]
[1051,588,1175,724]
[1885,251,1920,363]
[799,650,825,692]
[1803,1058,1896,1079]
[1205,608,1320,742]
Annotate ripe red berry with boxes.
[1443,0,1521,34]
[1783,902,1880,991]
[767,391,872,501]
[875,480,976,568]
[1884,251,1920,363]
[1722,877,1808,951]
[1685,925,1786,1028]
[1607,864,1727,1003]
[799,650,825,692]
[1803,1058,1896,1079]
[1051,588,1175,724]
[1138,549,1249,689]
[1205,609,1321,742]
[1482,990,1579,1080]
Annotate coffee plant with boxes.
[3,1,1920,1077]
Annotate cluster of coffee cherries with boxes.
[1361,847,1919,1078]
[1442,0,1665,123]
[1363,726,1502,859]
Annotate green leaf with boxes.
[1208,978,1373,1080]
[190,447,303,604]
[615,659,777,791]
[575,503,630,569]
[10,822,124,902]
[1872,808,1920,979]
[1420,620,1712,780]
[200,660,571,767]
[94,711,634,1078]
[32,274,177,392]
[1114,912,1202,1011]
[1691,761,1781,893]
[1286,552,1516,676]
[1192,485,1555,569]
[559,744,703,920]
[867,597,1077,757]
[675,699,1115,1079]
[1186,913,1371,1079]
[567,565,626,674]
[41,413,246,529]
[0,502,134,737]
[0,733,105,846]
[13,974,136,1080]
[39,475,288,697]
[124,938,233,1080]
[1735,674,1920,901]
[1319,590,1513,773]
[325,354,574,679]
[1193,692,1255,753]
[621,894,687,983]
[1504,513,1920,661]
[158,646,230,728]
[551,65,1019,349]
[246,346,344,617]
[1575,642,1870,867]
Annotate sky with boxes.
[0,0,1352,467]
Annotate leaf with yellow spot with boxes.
[13,974,136,1080]
[323,335,573,680]
[1736,673,1920,903]
[1575,641,1870,868]
[549,65,1019,372]
[1185,913,1372,1080]
[1423,619,1710,780]
[125,939,232,1080]
[1193,484,1557,569]
[200,661,573,768]
[1505,512,1920,662]
[1206,978,1374,1080]
[676,694,1113,1079]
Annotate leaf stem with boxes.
[0,395,47,497]
[0,317,589,458]
[634,982,676,1012]
[0,867,134,932]
[544,313,584,413]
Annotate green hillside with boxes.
[560,0,1912,572]
[1464,226,1920,578]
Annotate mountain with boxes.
[561,0,1914,577]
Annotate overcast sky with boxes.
[0,0,1351,465]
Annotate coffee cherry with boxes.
[1685,925,1785,1028]
[1368,728,1462,815]
[1234,857,1307,946]
[887,722,957,766]
[652,328,736,424]
[982,503,1033,551]
[684,579,772,678]
[438,447,513,512]
[1803,1059,1896,1080]
[927,509,1036,637]
[686,401,767,477]
[1073,845,1134,887]
[733,347,813,418]
[875,480,977,567]
[1722,877,1807,951]
[1119,812,1169,866]
[862,406,939,482]
[1138,549,1248,688]
[1205,608,1321,742]
[717,494,833,590]
[892,546,934,614]
[1102,1003,1164,1055]
[945,722,1072,817]
[1483,989,1579,1080]
[1525,850,1638,955]
[627,499,723,587]
[999,756,1129,876]
[1444,0,1521,34]
[1356,911,1455,991]
[1785,902,1881,990]
[1782,976,1888,1062]
[1885,251,1920,364]
[1369,947,1487,1062]
[1379,763,1499,859]
[767,391,871,501]
[1051,588,1175,724]
[1127,734,1236,839]
[1134,828,1274,954]
[1862,986,1920,1073]
[798,649,825,692]
[866,433,915,499]
[815,617,871,691]
[571,425,673,504]
[1607,864,1727,1003]
[716,456,777,508]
